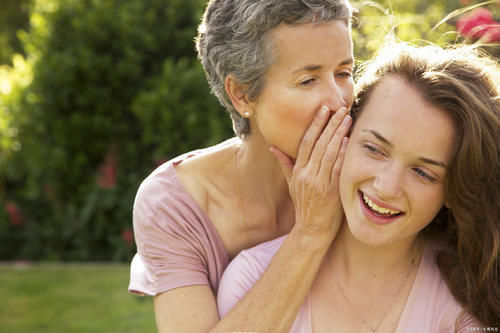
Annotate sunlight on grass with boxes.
[0,263,156,333]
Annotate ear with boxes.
[225,74,253,118]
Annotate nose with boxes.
[373,162,404,200]
[323,76,350,111]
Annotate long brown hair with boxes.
[352,42,500,326]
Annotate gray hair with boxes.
[195,0,354,137]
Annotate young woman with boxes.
[128,0,356,331]
[217,42,500,331]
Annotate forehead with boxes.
[353,75,458,160]
[269,20,352,70]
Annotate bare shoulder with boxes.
[175,138,239,213]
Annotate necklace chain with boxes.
[329,254,416,332]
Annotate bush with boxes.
[0,0,31,65]
[0,0,232,261]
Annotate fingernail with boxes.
[343,114,352,124]
[320,105,329,116]
[339,106,348,114]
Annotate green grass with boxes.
[0,262,156,333]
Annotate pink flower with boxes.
[4,201,24,226]
[97,148,117,189]
[121,229,134,247]
[457,8,500,42]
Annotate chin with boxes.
[346,219,393,247]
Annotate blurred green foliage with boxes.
[0,0,497,261]
[0,0,232,261]
[0,0,31,65]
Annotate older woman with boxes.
[218,42,500,331]
[129,0,356,331]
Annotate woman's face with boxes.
[249,20,354,158]
[339,75,457,247]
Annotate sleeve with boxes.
[435,295,484,333]
[128,169,214,296]
[454,311,484,332]
[217,236,286,317]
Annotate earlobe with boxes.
[225,75,253,118]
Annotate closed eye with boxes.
[362,143,382,155]
[300,78,316,86]
[412,167,437,183]
[336,71,352,79]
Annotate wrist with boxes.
[288,222,335,253]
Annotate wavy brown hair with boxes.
[351,43,500,326]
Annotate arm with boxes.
[153,229,331,333]
[213,106,351,332]
[214,228,333,332]
[154,106,351,332]
[154,286,220,332]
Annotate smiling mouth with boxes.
[360,192,404,218]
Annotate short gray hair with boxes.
[195,0,354,137]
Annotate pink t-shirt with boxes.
[217,235,480,332]
[128,141,235,296]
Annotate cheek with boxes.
[410,187,446,227]
[255,101,318,157]
[286,110,318,157]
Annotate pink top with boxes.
[128,141,234,296]
[217,235,480,332]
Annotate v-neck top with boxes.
[217,235,480,332]
[128,140,236,296]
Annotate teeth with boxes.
[363,194,401,215]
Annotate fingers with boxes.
[308,107,349,175]
[317,113,351,180]
[269,145,294,183]
[295,106,330,169]
[330,136,349,183]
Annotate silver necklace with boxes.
[329,255,416,332]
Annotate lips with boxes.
[359,191,405,224]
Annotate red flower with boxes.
[121,229,134,247]
[97,148,117,189]
[4,201,24,226]
[457,8,500,42]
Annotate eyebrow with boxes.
[292,58,354,74]
[363,129,448,169]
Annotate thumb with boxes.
[269,145,294,183]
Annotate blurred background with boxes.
[0,0,498,331]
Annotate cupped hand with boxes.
[270,105,351,240]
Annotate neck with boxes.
[234,135,295,233]
[235,135,290,207]
[330,221,423,282]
